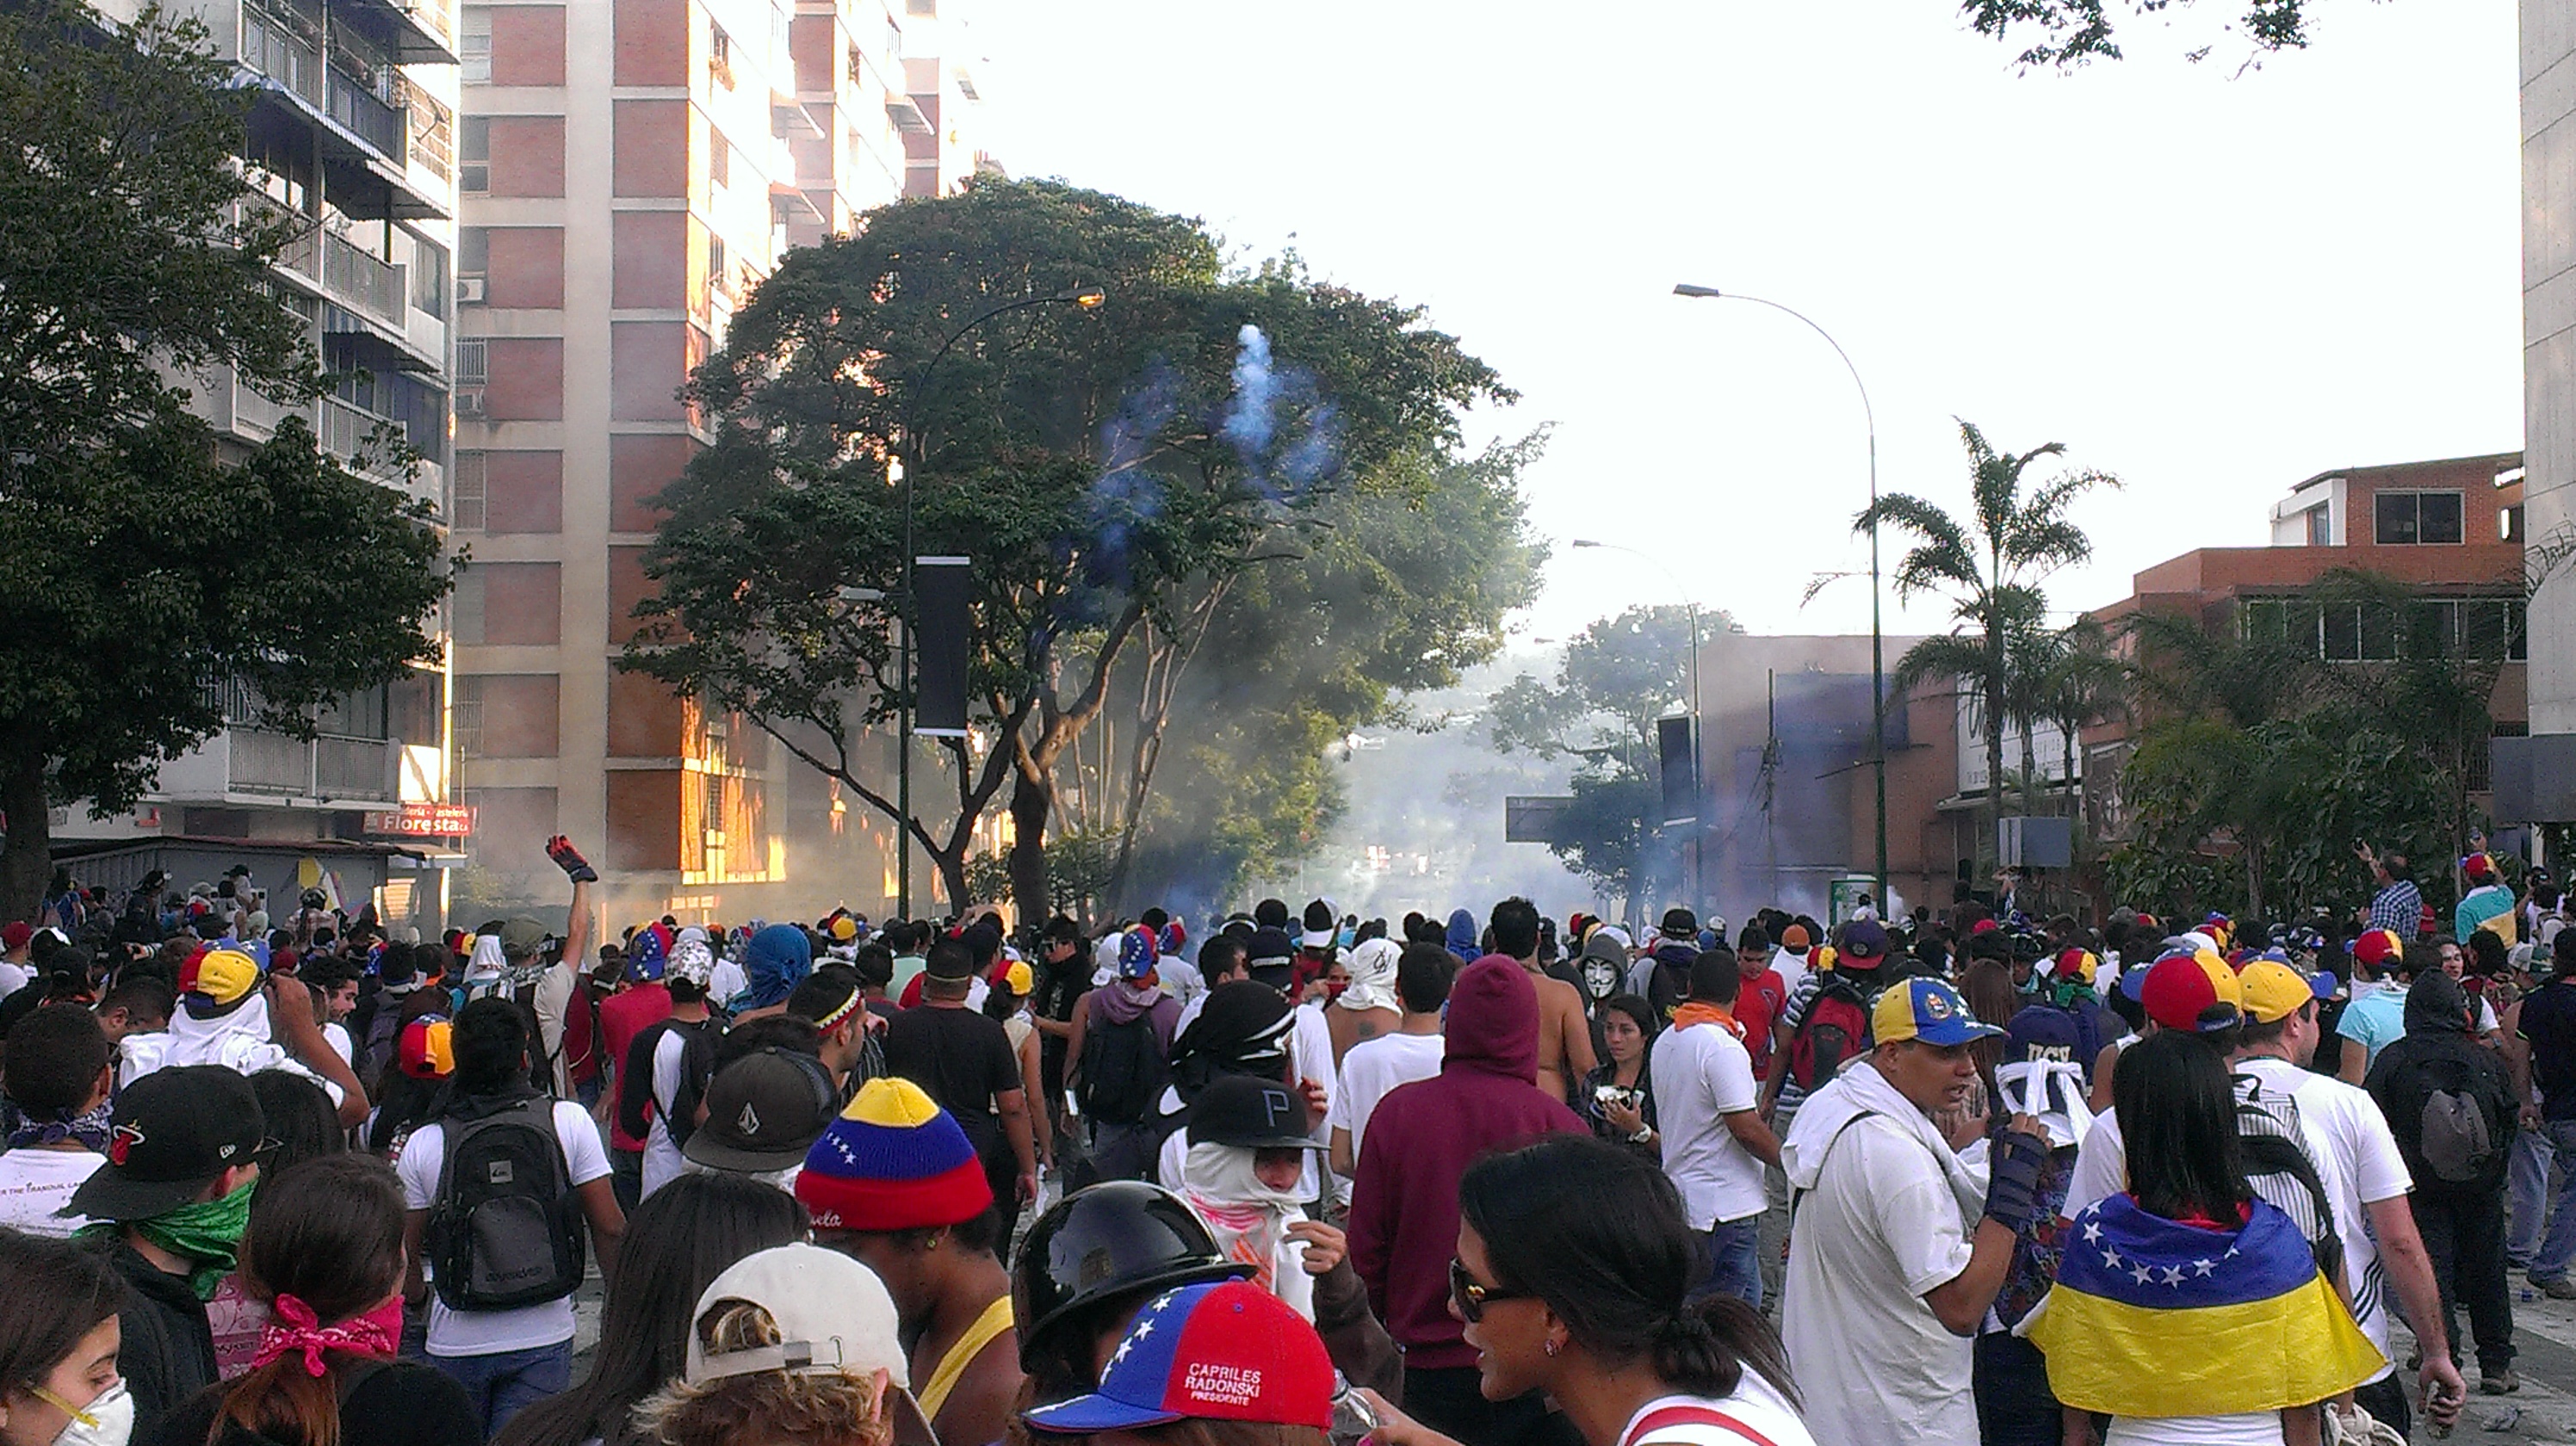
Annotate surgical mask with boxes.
[34,1381,133,1446]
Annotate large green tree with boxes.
[1488,604,1734,918]
[0,1,451,914]
[1961,0,2338,68]
[627,180,1514,918]
[1859,421,2118,868]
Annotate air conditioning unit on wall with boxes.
[457,275,486,303]
[454,390,486,419]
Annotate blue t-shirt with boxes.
[2337,982,2409,1075]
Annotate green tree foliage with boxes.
[0,2,449,914]
[1488,604,1734,916]
[1860,422,2118,866]
[2108,567,2519,918]
[1962,0,2331,69]
[627,179,1518,918]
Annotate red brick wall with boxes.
[474,675,561,757]
[608,670,686,757]
[613,0,686,86]
[610,211,687,307]
[610,322,689,421]
[490,7,566,85]
[613,100,688,198]
[486,116,565,197]
[474,562,560,646]
[606,544,658,642]
[610,433,694,531]
[486,338,565,421]
[485,227,564,309]
[480,449,562,534]
[606,771,683,872]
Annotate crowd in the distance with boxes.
[2,834,2573,1446]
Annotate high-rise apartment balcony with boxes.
[162,727,401,804]
[240,0,449,220]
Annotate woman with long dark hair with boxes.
[492,1172,808,1446]
[1577,997,1660,1159]
[0,1229,126,1446]
[153,1154,478,1446]
[2024,1031,2387,1446]
[1358,1135,1813,1446]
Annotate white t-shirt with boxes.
[0,961,31,998]
[1650,1022,1766,1227]
[1326,1031,1445,1165]
[2102,1414,2283,1446]
[396,1100,611,1357]
[1771,950,1812,1001]
[1617,1381,1817,1446]
[641,1029,692,1200]
[1780,1114,1978,1446]
[0,1149,104,1237]
[2227,1058,2413,1381]
[323,1021,354,1068]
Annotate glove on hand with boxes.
[1982,1125,2051,1233]
[546,835,598,884]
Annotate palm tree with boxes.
[1861,421,2119,865]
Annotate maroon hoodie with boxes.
[1346,955,1585,1369]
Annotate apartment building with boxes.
[451,0,983,918]
[56,0,463,930]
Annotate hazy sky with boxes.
[965,0,2522,646]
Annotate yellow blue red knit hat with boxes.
[796,1077,993,1233]
[181,948,262,1010]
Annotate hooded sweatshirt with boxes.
[1347,958,1584,1369]
[1444,910,1479,964]
[2365,970,2516,1196]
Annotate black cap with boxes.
[1012,1181,1252,1369]
[1662,907,1697,937]
[683,1048,839,1174]
[1186,1075,1322,1152]
[65,1066,269,1222]
[1245,928,1296,970]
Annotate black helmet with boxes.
[1012,1180,1249,1369]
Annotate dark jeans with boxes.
[1691,1216,1763,1311]
[1973,1332,2059,1446]
[430,1339,572,1437]
[1402,1365,1582,1446]
[2413,1186,2517,1374]
[2353,1373,2412,1439]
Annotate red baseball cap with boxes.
[0,921,28,951]
[2351,929,2405,969]
[2139,949,2245,1034]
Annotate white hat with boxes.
[684,1244,936,1446]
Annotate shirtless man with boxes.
[1486,897,1595,1103]
[1325,936,1403,1063]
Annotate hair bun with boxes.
[1659,1312,1717,1344]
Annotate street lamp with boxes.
[1671,283,1888,914]
[1570,539,1703,902]
[892,286,1105,918]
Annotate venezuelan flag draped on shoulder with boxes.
[2022,1193,2381,1418]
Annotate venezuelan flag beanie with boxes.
[796,1077,994,1232]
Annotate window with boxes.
[460,7,491,83]
[709,23,734,87]
[709,128,730,188]
[454,676,484,757]
[453,449,486,530]
[2374,490,2465,545]
[455,338,487,384]
[2307,505,2331,547]
[451,572,486,646]
[708,233,728,298]
[460,115,489,193]
[2505,504,2526,543]
[457,226,486,305]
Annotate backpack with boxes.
[1786,978,1871,1092]
[623,1017,718,1148]
[2411,1054,2502,1184]
[1644,950,1697,1023]
[2231,1076,2343,1281]
[422,1097,585,1311]
[1078,1010,1169,1127]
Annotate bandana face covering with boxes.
[92,1177,256,1300]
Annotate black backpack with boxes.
[1078,1010,1169,1127]
[621,1017,718,1148]
[2231,1077,2343,1282]
[423,1097,585,1311]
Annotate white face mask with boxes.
[34,1381,133,1446]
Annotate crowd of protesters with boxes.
[4,833,2576,1446]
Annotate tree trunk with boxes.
[1985,669,2007,876]
[0,754,50,923]
[1007,763,1053,927]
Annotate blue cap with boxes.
[1871,976,2004,1048]
[1118,927,1159,980]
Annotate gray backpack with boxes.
[2420,1078,2497,1183]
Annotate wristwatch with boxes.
[1629,1126,1655,1144]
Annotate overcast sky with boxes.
[963,0,2523,646]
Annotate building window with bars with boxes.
[453,676,484,757]
[452,450,486,530]
[455,338,487,384]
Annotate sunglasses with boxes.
[1448,1257,1531,1322]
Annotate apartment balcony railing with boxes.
[229,730,397,800]
[241,0,323,105]
[319,396,411,480]
[326,62,405,158]
[320,230,405,322]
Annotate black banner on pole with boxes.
[915,556,971,738]
[1657,714,1698,826]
